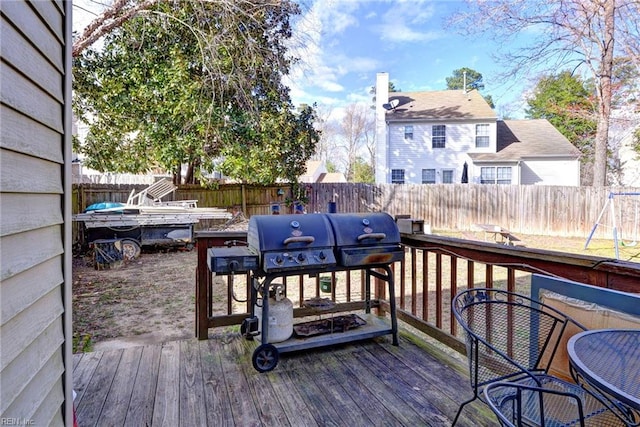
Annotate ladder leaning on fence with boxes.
[125,178,198,208]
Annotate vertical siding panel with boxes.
[1,1,69,425]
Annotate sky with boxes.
[72,0,534,122]
[284,0,533,121]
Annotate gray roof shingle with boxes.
[469,119,581,162]
[386,89,497,121]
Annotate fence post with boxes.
[241,184,247,214]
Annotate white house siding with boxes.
[387,122,492,184]
[519,159,581,186]
[1,1,72,426]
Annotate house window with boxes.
[432,125,446,148]
[422,169,436,184]
[391,169,405,184]
[476,124,490,148]
[497,167,512,184]
[442,170,453,184]
[481,166,512,184]
[404,125,413,140]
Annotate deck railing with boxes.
[195,231,640,354]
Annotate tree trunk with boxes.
[185,163,193,185]
[592,0,616,187]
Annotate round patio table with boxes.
[568,329,640,411]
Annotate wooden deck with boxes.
[73,331,497,426]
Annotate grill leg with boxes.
[384,265,399,346]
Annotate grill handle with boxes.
[357,233,386,241]
[283,236,315,245]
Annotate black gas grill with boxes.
[208,212,404,372]
[246,212,404,274]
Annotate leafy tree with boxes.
[445,67,495,108]
[450,0,640,186]
[72,0,287,57]
[352,157,374,183]
[73,1,318,184]
[217,105,319,184]
[325,159,339,173]
[370,81,401,106]
[526,71,598,183]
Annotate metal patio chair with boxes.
[484,380,624,427]
[451,288,625,426]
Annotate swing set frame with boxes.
[584,192,640,259]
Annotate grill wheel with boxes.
[252,343,279,372]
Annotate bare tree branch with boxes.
[449,0,639,186]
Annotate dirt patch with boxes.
[73,249,200,351]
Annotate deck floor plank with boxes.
[72,351,102,406]
[73,331,500,427]
[383,336,495,426]
[200,338,234,427]
[75,349,123,427]
[217,335,263,426]
[332,341,425,426]
[349,341,445,425]
[298,347,381,426]
[284,349,347,425]
[264,358,319,427]
[125,344,161,427]
[323,350,406,427]
[151,341,180,427]
[100,346,143,425]
[360,340,464,426]
[179,340,208,427]
[234,337,291,427]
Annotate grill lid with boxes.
[325,213,403,267]
[325,213,400,247]
[248,214,337,273]
[248,213,335,252]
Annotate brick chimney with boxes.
[375,72,389,183]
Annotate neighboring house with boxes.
[299,160,347,183]
[1,1,73,425]
[610,108,640,187]
[374,72,581,185]
[617,132,640,187]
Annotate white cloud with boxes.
[379,26,441,43]
[287,0,364,103]
[376,1,441,43]
[310,0,360,35]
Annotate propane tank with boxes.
[255,283,293,343]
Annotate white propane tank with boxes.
[255,284,293,343]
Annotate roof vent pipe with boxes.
[463,70,467,94]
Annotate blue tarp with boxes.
[84,202,125,212]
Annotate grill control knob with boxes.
[274,255,284,264]
[297,253,306,262]
[228,260,240,272]
[318,251,326,260]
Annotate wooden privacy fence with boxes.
[72,183,640,239]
